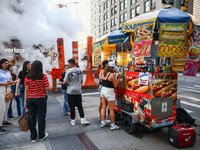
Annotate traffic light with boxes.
[181,0,188,12]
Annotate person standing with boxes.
[59,65,70,116]
[61,58,89,126]
[0,58,13,134]
[24,60,50,143]
[98,60,108,119]
[7,65,21,118]
[100,62,122,130]
[15,61,31,116]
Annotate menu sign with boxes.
[134,23,153,42]
[92,39,106,67]
[183,60,198,77]
[193,26,200,45]
[158,41,184,57]
[159,23,187,41]
[134,40,152,57]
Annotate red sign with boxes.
[134,40,152,57]
[183,60,198,76]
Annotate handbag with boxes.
[34,80,48,100]
[5,87,14,102]
[18,111,29,132]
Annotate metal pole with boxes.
[174,0,181,9]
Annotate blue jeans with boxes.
[62,90,70,115]
[7,85,21,118]
[19,84,26,116]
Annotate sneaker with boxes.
[2,121,13,126]
[105,119,111,124]
[31,140,36,143]
[110,124,120,131]
[81,118,90,125]
[39,133,48,141]
[71,119,76,126]
[0,128,6,134]
[100,123,107,128]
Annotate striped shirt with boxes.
[24,74,50,98]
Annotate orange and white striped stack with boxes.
[72,41,78,65]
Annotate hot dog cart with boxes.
[115,71,177,134]
[92,8,200,134]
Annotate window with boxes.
[151,0,156,10]
[111,0,114,5]
[104,23,106,31]
[99,5,101,13]
[99,25,101,33]
[111,19,114,27]
[104,2,106,10]
[107,0,109,8]
[106,11,108,19]
[144,0,150,13]
[114,6,117,14]
[124,12,127,21]
[99,16,101,23]
[131,0,135,4]
[120,14,123,23]
[120,2,123,11]
[104,13,106,20]
[136,0,139,2]
[111,8,114,16]
[124,0,127,8]
[106,22,109,29]
[136,5,140,16]
[115,0,117,2]
[131,8,135,18]
[114,17,117,26]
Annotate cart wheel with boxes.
[123,116,136,134]
[115,111,120,121]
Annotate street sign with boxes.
[162,0,185,6]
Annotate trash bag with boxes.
[176,108,196,125]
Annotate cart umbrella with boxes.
[123,8,200,33]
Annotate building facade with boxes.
[91,0,167,42]
[193,0,200,20]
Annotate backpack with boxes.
[176,108,196,125]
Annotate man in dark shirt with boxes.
[60,65,70,116]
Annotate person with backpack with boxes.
[24,60,50,143]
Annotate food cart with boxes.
[92,8,200,134]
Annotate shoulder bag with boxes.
[5,87,13,102]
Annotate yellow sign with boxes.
[158,41,184,57]
[159,23,187,41]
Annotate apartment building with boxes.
[193,0,200,20]
[91,0,165,42]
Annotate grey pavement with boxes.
[0,75,200,150]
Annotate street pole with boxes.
[174,0,181,9]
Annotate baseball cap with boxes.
[108,61,115,67]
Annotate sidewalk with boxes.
[0,92,199,150]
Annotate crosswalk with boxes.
[177,84,200,119]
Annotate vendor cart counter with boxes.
[115,71,177,129]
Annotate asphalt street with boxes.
[0,73,199,150]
